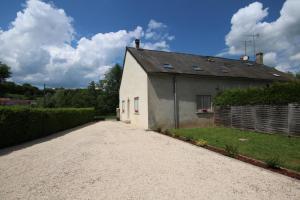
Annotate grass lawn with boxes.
[170,127,300,172]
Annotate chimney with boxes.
[256,52,263,64]
[135,39,140,49]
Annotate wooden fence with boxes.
[214,104,300,136]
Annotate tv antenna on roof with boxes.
[241,40,252,58]
[246,33,260,60]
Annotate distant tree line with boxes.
[0,62,123,115]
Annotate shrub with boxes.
[225,144,239,158]
[214,81,300,106]
[195,139,207,147]
[185,135,194,142]
[0,106,94,148]
[266,156,282,169]
[156,127,162,133]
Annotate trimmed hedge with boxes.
[214,81,300,106]
[0,107,94,148]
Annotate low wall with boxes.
[214,104,300,136]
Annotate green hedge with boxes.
[214,81,300,106]
[0,107,94,148]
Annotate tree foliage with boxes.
[296,72,300,79]
[1,62,123,116]
[0,62,12,83]
[41,64,122,115]
[0,81,43,99]
[96,64,122,115]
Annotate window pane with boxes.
[196,95,211,111]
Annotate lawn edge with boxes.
[156,131,300,181]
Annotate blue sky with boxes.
[0,0,299,87]
[0,0,285,55]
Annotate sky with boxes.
[0,0,299,88]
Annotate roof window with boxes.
[192,65,203,71]
[273,73,280,77]
[222,69,229,73]
[207,57,215,62]
[163,63,173,69]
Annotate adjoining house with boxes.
[119,39,292,130]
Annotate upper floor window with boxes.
[134,97,139,113]
[196,95,212,113]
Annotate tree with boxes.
[296,72,300,79]
[96,64,122,115]
[87,81,98,106]
[0,62,11,83]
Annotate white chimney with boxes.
[256,52,263,64]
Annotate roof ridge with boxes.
[126,46,255,63]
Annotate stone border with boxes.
[158,131,300,180]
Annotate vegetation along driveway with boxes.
[0,121,299,200]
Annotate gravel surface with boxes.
[0,121,299,200]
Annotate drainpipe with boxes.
[173,76,178,128]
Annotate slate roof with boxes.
[127,47,293,81]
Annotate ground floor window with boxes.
[134,97,139,113]
[122,100,125,113]
[196,95,212,113]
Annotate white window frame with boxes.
[196,95,212,113]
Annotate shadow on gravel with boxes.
[0,122,99,157]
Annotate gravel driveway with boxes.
[0,121,299,200]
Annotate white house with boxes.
[119,40,292,130]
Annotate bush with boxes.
[195,139,208,147]
[225,144,239,158]
[214,81,300,106]
[266,156,282,169]
[185,135,194,142]
[0,106,94,148]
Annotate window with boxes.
[196,95,212,113]
[122,100,125,113]
[163,63,173,69]
[134,97,139,113]
[192,65,203,71]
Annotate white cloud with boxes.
[147,19,167,31]
[264,52,277,67]
[0,0,174,87]
[223,0,300,73]
[290,53,300,61]
[145,19,174,44]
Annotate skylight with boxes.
[192,65,203,71]
[222,69,229,73]
[273,73,280,77]
[163,63,173,69]
[207,57,215,62]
